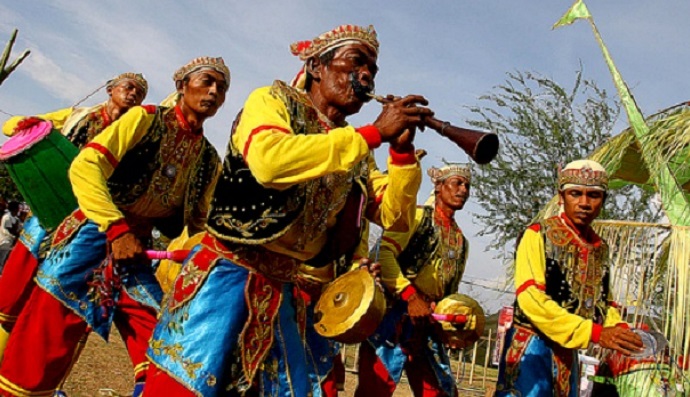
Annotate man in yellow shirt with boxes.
[144,24,429,397]
[354,163,472,397]
[494,159,643,397]
[0,58,226,397]
[0,72,147,360]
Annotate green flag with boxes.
[553,0,690,225]
[553,0,591,29]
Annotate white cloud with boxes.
[3,0,690,282]
[17,49,91,102]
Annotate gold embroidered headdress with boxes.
[558,159,608,191]
[290,24,379,61]
[290,24,379,89]
[428,162,472,185]
[106,72,148,97]
[425,162,471,206]
[173,56,231,89]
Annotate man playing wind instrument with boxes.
[494,159,644,397]
[144,24,429,397]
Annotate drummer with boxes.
[0,72,148,361]
[494,159,643,397]
[143,24,427,397]
[0,58,226,397]
[299,149,428,397]
[354,162,473,397]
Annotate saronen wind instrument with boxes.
[368,94,499,164]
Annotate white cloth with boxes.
[0,212,20,248]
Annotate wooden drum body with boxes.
[313,268,386,344]
[0,121,79,230]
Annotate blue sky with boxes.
[1,1,688,312]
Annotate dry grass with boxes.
[64,330,493,397]
[63,329,134,396]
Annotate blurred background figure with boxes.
[0,201,21,273]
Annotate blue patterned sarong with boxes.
[35,220,162,339]
[495,325,579,397]
[17,215,48,257]
[147,249,314,397]
[366,299,456,396]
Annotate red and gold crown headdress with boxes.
[290,24,379,62]
[558,159,608,191]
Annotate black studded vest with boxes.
[106,106,220,238]
[513,217,610,327]
[207,81,369,267]
[375,206,467,297]
[64,107,111,149]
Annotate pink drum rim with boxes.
[0,120,54,160]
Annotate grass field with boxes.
[64,329,495,397]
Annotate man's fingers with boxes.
[618,339,644,352]
[617,330,644,347]
[398,95,429,107]
[616,346,635,356]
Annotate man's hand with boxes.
[407,292,432,326]
[358,258,380,279]
[110,232,146,264]
[373,95,433,151]
[359,258,384,293]
[598,326,644,356]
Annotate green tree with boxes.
[466,69,660,271]
[0,162,23,203]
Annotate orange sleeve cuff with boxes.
[401,285,418,301]
[591,323,603,343]
[106,219,131,242]
[389,145,417,165]
[356,125,381,149]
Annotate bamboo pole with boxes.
[482,329,492,389]
[469,340,478,385]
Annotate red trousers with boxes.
[0,243,40,330]
[0,287,157,397]
[321,353,346,397]
[143,367,195,397]
[354,341,452,397]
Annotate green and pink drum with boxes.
[0,120,79,230]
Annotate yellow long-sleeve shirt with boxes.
[69,105,219,237]
[2,105,105,138]
[378,206,468,302]
[231,84,421,262]
[514,219,623,349]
